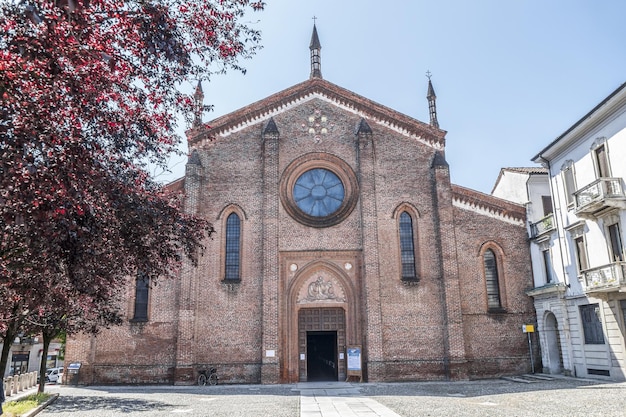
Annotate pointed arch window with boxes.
[483,249,502,310]
[132,272,149,322]
[399,211,418,281]
[225,213,241,281]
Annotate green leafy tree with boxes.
[0,0,264,382]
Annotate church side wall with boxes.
[65,275,180,384]
[453,205,539,378]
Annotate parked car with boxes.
[45,367,63,383]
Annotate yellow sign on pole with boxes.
[523,324,536,373]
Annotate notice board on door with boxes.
[346,345,362,382]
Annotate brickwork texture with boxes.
[65,78,537,385]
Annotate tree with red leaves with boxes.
[0,0,264,382]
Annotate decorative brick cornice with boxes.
[451,184,526,226]
[187,78,446,150]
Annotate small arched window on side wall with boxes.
[224,212,241,281]
[399,211,418,281]
[132,272,149,322]
[483,248,504,311]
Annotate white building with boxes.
[1,336,63,378]
[491,167,551,221]
[528,82,626,380]
[491,167,555,298]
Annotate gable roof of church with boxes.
[187,76,446,150]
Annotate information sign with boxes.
[346,345,362,382]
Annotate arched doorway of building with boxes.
[286,260,359,383]
[544,311,563,374]
[298,307,346,382]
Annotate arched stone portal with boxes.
[284,260,360,383]
[543,311,563,374]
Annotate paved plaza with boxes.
[35,375,626,417]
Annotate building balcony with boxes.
[581,261,626,294]
[530,213,555,239]
[574,177,626,219]
[526,282,568,298]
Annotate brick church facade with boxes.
[66,26,538,385]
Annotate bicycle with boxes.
[197,367,218,386]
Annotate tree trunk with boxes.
[0,327,15,378]
[38,332,53,393]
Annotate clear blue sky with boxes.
[161,0,626,195]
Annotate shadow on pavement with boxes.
[57,384,299,397]
[47,395,172,413]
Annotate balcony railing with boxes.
[574,177,626,218]
[530,213,555,239]
[581,261,626,293]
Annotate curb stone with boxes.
[21,393,59,417]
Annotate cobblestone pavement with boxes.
[40,384,299,417]
[359,376,626,417]
[38,375,626,417]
